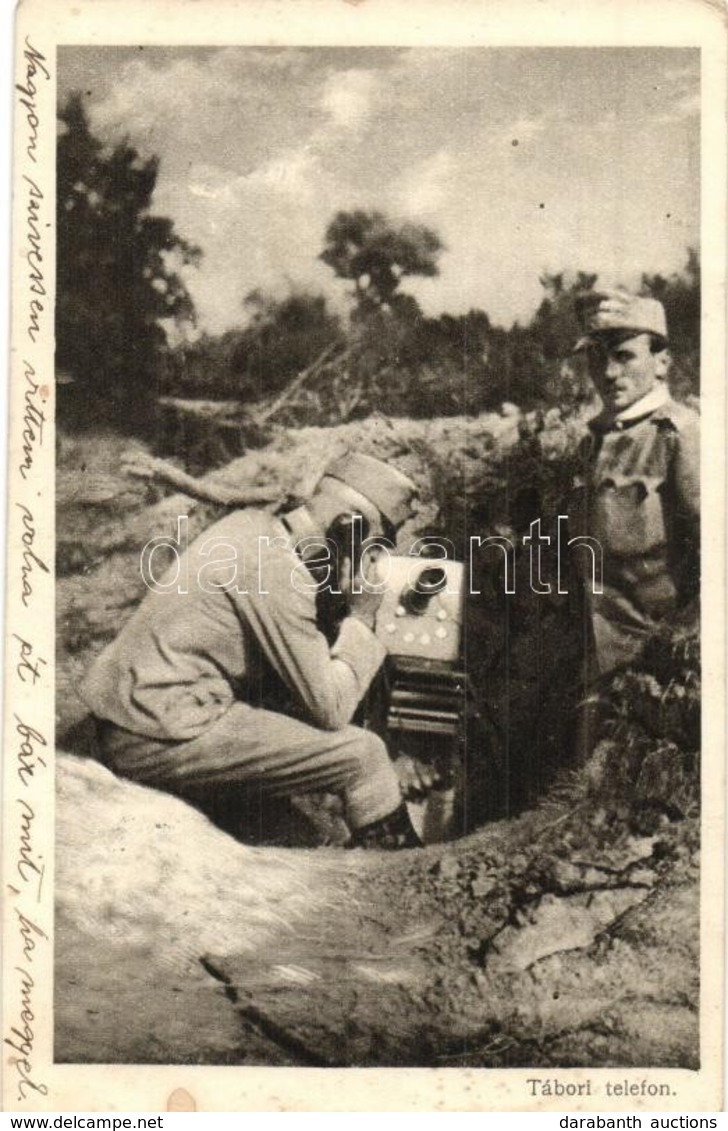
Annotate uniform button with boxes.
[395,605,406,617]
[436,609,448,621]
[403,632,415,643]
[420,633,431,645]
[435,626,448,639]
[385,623,396,634]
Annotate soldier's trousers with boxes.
[96,702,401,831]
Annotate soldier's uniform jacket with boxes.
[80,508,386,742]
[569,385,700,674]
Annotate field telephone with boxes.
[322,515,471,840]
[366,555,471,842]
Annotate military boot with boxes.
[350,803,423,850]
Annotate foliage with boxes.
[641,249,701,399]
[162,290,344,401]
[317,253,699,423]
[320,209,444,317]
[55,100,700,440]
[159,330,248,400]
[150,243,700,473]
[233,290,345,397]
[57,93,200,431]
[588,625,700,821]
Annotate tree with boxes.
[56,93,200,431]
[320,210,444,317]
[232,289,344,396]
[641,249,700,398]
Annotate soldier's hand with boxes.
[395,755,438,800]
[348,548,385,630]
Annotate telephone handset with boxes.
[314,513,371,641]
[326,512,372,588]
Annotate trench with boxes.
[53,425,701,1069]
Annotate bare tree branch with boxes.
[121,451,278,508]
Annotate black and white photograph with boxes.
[4,0,725,1113]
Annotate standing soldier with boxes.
[569,290,700,748]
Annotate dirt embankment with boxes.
[57,751,698,1067]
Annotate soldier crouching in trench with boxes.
[79,452,423,850]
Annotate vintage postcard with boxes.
[3,0,725,1114]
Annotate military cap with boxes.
[574,290,668,352]
[322,451,417,528]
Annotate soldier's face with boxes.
[588,333,669,413]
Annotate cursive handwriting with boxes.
[16,37,50,165]
[14,716,47,790]
[18,361,45,479]
[5,965,48,1103]
[16,503,49,607]
[22,178,46,343]
[16,908,48,965]
[12,634,47,685]
[9,41,51,1107]
[5,915,49,1101]
[17,798,45,899]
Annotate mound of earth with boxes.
[56,751,698,1067]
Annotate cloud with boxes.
[250,146,322,199]
[661,61,700,85]
[71,46,699,336]
[656,90,701,123]
[321,68,377,130]
[187,164,239,205]
[187,145,322,214]
[88,48,329,172]
[90,56,229,154]
[393,150,455,218]
[501,116,547,144]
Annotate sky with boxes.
[58,46,700,336]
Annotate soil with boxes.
[56,751,698,1068]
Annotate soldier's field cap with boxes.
[322,451,418,528]
[573,290,668,352]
